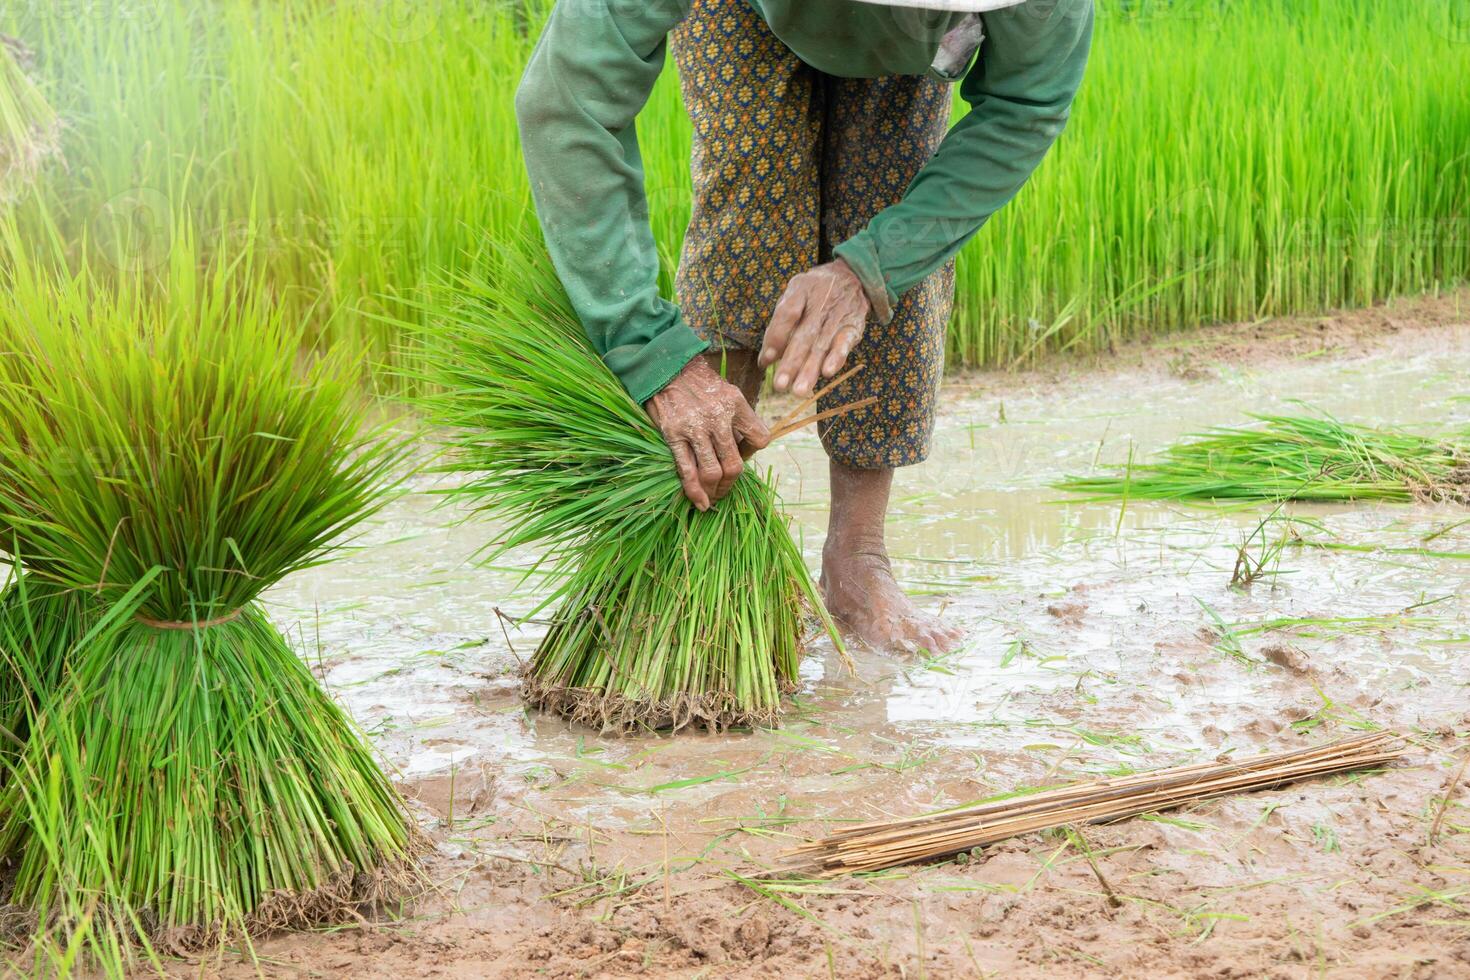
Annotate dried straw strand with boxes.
[769,396,878,442]
[786,732,1406,876]
[770,362,866,433]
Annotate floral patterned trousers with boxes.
[672,0,955,470]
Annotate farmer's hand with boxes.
[646,357,771,511]
[759,258,870,396]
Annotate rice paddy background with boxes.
[0,0,1465,386]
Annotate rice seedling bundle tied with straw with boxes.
[418,254,840,734]
[0,235,419,967]
[1059,414,1470,505]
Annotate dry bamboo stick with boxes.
[825,751,1395,847]
[803,752,1404,871]
[813,751,1405,866]
[809,733,1398,845]
[813,732,1400,838]
[809,745,1402,852]
[811,757,1405,867]
[786,732,1406,875]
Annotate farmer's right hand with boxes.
[646,357,771,511]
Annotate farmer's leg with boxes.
[817,73,961,653]
[672,0,820,410]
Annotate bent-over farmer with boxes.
[517,0,1093,652]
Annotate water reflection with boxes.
[262,333,1470,813]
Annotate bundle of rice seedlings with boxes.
[1059,413,1470,504]
[0,36,61,202]
[416,254,841,733]
[0,235,420,962]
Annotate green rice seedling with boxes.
[0,250,80,790]
[0,36,59,203]
[1229,511,1323,590]
[0,225,420,964]
[0,577,88,783]
[415,251,840,732]
[1059,414,1470,505]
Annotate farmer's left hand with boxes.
[759,258,869,397]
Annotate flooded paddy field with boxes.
[237,296,1469,978]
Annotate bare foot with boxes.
[821,540,964,654]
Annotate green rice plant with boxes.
[2,0,1465,388]
[0,36,59,203]
[414,251,840,732]
[0,577,87,781]
[0,221,420,964]
[0,239,79,799]
[1059,414,1470,504]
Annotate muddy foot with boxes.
[821,544,964,654]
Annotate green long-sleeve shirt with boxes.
[515,0,1094,404]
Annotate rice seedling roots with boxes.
[520,669,794,735]
[1412,457,1470,505]
[0,602,428,956]
[148,856,425,954]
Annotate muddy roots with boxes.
[0,855,427,962]
[520,669,795,735]
[1408,454,1470,505]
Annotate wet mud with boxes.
[218,294,1469,977]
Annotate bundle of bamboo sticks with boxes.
[787,731,1406,876]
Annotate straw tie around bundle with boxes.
[786,731,1407,876]
[133,608,245,630]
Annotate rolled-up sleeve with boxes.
[832,0,1094,320]
[516,0,706,403]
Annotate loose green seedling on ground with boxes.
[1061,414,1470,505]
[1230,511,1323,590]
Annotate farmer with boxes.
[517,0,1092,652]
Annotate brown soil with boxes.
[947,286,1470,397]
[198,734,1470,979]
[180,293,1470,980]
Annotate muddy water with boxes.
[266,332,1470,830]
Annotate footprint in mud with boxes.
[1261,642,1313,675]
[1045,600,1088,628]
[400,764,497,820]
